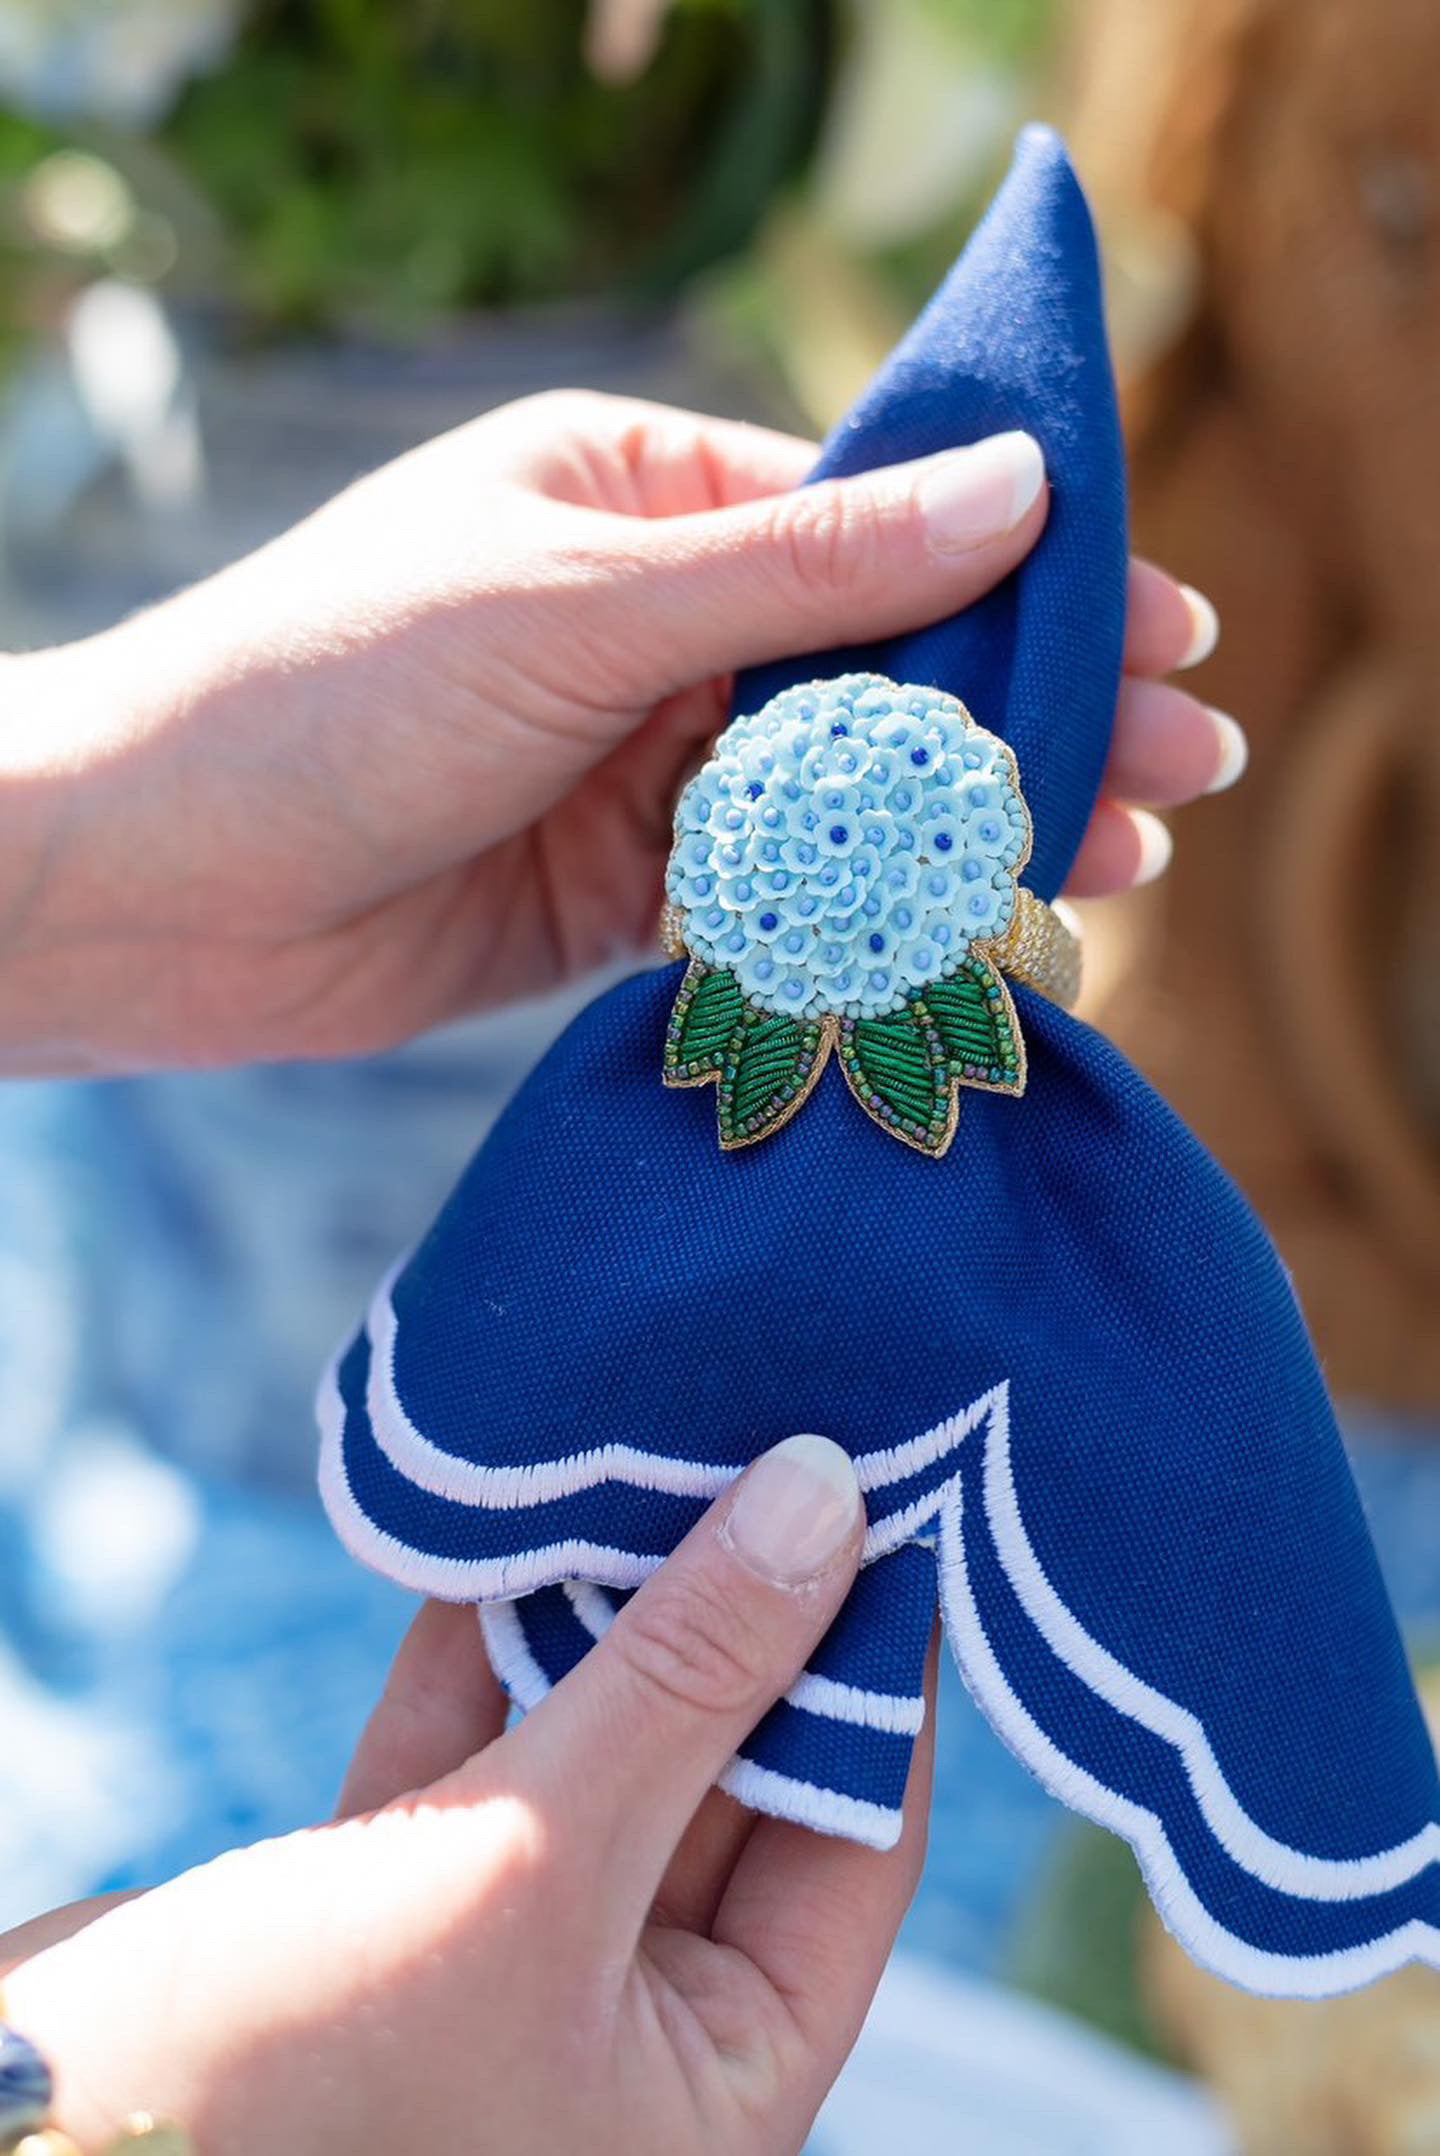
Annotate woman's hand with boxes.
[4,1436,926,2156]
[0,390,1233,1075]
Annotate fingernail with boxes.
[1204,708,1249,793]
[917,431,1046,554]
[723,1433,861,1587]
[1131,808,1174,885]
[1177,584,1220,669]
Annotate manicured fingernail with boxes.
[1177,584,1220,669]
[1131,808,1174,885]
[1204,708,1248,793]
[723,1433,861,1587]
[918,431,1046,554]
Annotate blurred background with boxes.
[0,2,1438,2149]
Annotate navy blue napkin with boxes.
[319,129,1440,1997]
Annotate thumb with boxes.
[499,1433,864,1923]
[605,429,1047,693]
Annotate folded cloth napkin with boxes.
[318,127,1440,1998]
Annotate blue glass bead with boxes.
[0,2024,53,2138]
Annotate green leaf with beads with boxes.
[924,958,1026,1096]
[838,1005,953,1155]
[664,963,745,1082]
[717,1008,825,1148]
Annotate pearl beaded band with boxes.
[0,1993,191,2155]
[660,673,1080,1157]
[985,885,1081,1011]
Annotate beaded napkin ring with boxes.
[0,1996,191,2156]
[661,672,1080,1157]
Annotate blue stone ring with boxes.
[0,2016,54,2144]
[660,673,1080,1156]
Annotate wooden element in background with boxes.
[1064,0,1440,1410]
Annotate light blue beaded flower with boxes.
[663,675,1034,1157]
[667,673,1028,1024]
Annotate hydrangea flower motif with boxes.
[667,673,1029,1021]
[662,674,1040,1158]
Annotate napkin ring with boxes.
[660,673,1081,1158]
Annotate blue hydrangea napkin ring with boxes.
[316,129,1440,2005]
[661,672,1079,1157]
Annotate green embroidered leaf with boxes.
[837,1004,952,1155]
[925,959,1025,1095]
[664,963,744,1082]
[717,1010,825,1147]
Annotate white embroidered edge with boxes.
[935,1473,1440,2000]
[478,1598,907,1853]
[320,1355,1440,1985]
[319,1363,664,1601]
[359,1270,992,1523]
[318,1343,997,1586]
[977,1384,1440,1899]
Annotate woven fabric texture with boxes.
[317,128,1440,1998]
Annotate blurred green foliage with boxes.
[0,0,834,339]
[0,0,1059,355]
[1008,1825,1166,2062]
[877,0,1058,313]
[916,0,1054,69]
[149,0,831,330]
